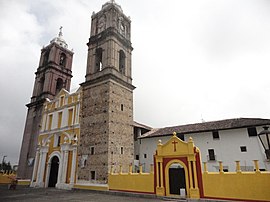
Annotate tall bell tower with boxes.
[17,28,73,179]
[78,1,135,183]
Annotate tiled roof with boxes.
[133,121,152,130]
[140,118,270,139]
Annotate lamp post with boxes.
[258,126,270,159]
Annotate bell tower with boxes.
[17,28,73,179]
[78,1,135,183]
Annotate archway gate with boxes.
[154,132,204,198]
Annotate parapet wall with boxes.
[108,165,155,194]
[0,171,16,184]
[202,161,270,201]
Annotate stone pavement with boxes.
[0,185,237,202]
[0,185,176,202]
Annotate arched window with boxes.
[43,50,50,66]
[55,78,63,95]
[59,53,66,67]
[95,48,103,72]
[119,50,125,74]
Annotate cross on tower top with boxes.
[58,26,63,37]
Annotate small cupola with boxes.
[50,26,68,49]
[102,0,123,12]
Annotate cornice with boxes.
[87,27,133,50]
[81,73,135,91]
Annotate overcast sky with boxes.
[1,0,270,165]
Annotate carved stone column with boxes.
[56,149,64,186]
[30,147,40,187]
[61,150,69,183]
[56,137,70,189]
[36,145,49,187]
[69,143,78,185]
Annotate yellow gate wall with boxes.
[108,166,155,194]
[0,172,31,185]
[0,171,17,184]
[203,170,270,201]
[0,173,13,184]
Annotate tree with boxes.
[0,161,12,171]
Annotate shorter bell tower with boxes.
[18,28,73,179]
[31,27,73,102]
[78,1,135,183]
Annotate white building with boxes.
[136,118,270,172]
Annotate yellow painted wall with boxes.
[0,173,30,186]
[109,172,154,194]
[66,151,72,183]
[74,184,108,191]
[17,179,31,186]
[203,171,270,201]
[0,173,13,184]
[68,108,73,126]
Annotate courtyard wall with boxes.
[108,165,154,194]
[202,161,270,201]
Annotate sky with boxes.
[1,0,270,165]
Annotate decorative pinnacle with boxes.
[173,132,177,136]
[58,26,63,37]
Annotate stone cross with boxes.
[172,140,178,152]
[59,26,63,37]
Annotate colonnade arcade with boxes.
[30,132,78,189]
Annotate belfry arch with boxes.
[119,50,125,74]
[95,48,103,72]
[55,78,64,95]
[59,53,66,67]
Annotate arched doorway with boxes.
[169,163,186,195]
[155,134,202,198]
[48,156,59,187]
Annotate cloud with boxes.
[1,0,270,165]
[0,0,43,164]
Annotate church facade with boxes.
[30,88,81,189]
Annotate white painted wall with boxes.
[138,126,270,172]
[138,136,169,172]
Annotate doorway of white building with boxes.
[48,156,59,187]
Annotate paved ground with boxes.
[0,185,237,202]
[0,185,179,202]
